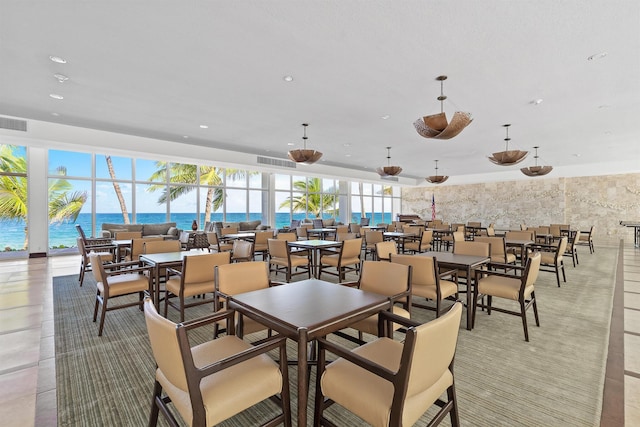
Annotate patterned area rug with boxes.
[54,247,618,426]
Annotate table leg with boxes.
[297,330,309,426]
[154,266,160,309]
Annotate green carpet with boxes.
[54,247,618,426]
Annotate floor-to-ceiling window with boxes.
[0,144,28,254]
[350,182,400,224]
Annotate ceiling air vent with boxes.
[380,175,399,182]
[0,117,27,132]
[257,156,297,169]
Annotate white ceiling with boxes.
[1,1,639,183]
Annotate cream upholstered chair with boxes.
[206,232,233,253]
[214,261,274,338]
[348,223,361,237]
[452,240,491,286]
[473,252,541,341]
[89,254,152,336]
[375,240,398,261]
[77,237,115,286]
[143,239,181,254]
[474,236,516,266]
[164,252,231,321]
[143,299,291,427]
[563,230,581,267]
[252,230,273,260]
[531,237,567,287]
[314,302,462,427]
[113,230,143,240]
[220,226,239,237]
[403,229,433,254]
[267,238,311,282]
[338,260,411,342]
[126,237,164,261]
[231,239,254,262]
[577,225,595,253]
[318,237,363,281]
[390,254,458,318]
[364,230,384,260]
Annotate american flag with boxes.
[431,194,436,221]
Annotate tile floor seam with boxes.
[0,362,40,377]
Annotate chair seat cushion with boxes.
[165,278,215,298]
[89,251,114,262]
[350,305,410,336]
[270,256,309,268]
[539,251,556,264]
[157,335,282,426]
[321,336,453,427]
[478,275,533,300]
[321,255,360,267]
[98,273,149,296]
[412,280,457,300]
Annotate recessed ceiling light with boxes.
[183,135,189,139]
[283,75,294,82]
[343,143,351,147]
[287,142,295,146]
[587,52,608,61]
[49,55,67,64]
[531,99,543,105]
[49,93,64,100]
[345,154,352,157]
[598,104,611,109]
[381,115,390,120]
[51,112,60,116]
[199,125,208,129]
[54,73,69,83]
[573,153,581,157]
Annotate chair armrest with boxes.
[106,266,152,276]
[197,334,288,378]
[85,238,113,246]
[166,267,182,277]
[528,243,555,251]
[486,261,525,272]
[103,260,143,270]
[316,336,396,382]
[337,281,359,288]
[438,268,458,280]
[182,308,236,330]
[86,244,117,251]
[474,268,522,282]
[378,310,421,328]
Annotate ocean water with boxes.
[0,212,392,250]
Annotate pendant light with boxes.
[488,124,529,166]
[414,75,473,140]
[521,146,553,176]
[288,123,323,165]
[376,147,402,177]
[425,160,449,184]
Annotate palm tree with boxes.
[146,162,251,224]
[105,155,130,224]
[279,177,338,218]
[0,145,87,249]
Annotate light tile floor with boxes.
[0,242,636,426]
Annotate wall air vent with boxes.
[380,175,399,182]
[0,117,27,132]
[257,156,297,169]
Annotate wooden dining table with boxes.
[228,279,390,427]
[417,251,490,330]
[288,239,341,278]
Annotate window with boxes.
[0,145,28,253]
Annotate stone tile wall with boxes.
[402,173,640,241]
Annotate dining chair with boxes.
[530,237,567,287]
[89,254,152,336]
[318,237,363,281]
[77,237,115,286]
[473,236,516,266]
[335,232,359,242]
[563,230,581,267]
[75,223,113,248]
[220,226,239,237]
[390,253,459,318]
[348,223,361,237]
[231,239,254,262]
[314,302,462,427]
[206,231,233,253]
[252,230,273,260]
[164,252,231,321]
[267,238,311,282]
[403,229,433,254]
[337,260,411,343]
[312,218,325,228]
[364,230,384,260]
[113,230,143,240]
[214,261,274,337]
[375,240,398,261]
[126,237,164,262]
[473,252,541,341]
[452,240,491,286]
[143,298,291,427]
[577,225,595,254]
[143,239,181,254]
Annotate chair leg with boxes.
[560,261,566,282]
[555,265,561,287]
[148,381,162,427]
[97,297,108,336]
[531,292,540,326]
[520,300,529,342]
[448,382,461,427]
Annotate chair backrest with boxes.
[348,223,361,235]
[215,261,270,295]
[405,302,462,400]
[359,217,370,226]
[182,252,230,284]
[359,260,411,297]
[143,239,181,254]
[554,237,568,261]
[296,226,309,239]
[334,225,349,234]
[130,237,164,259]
[114,231,142,240]
[452,231,465,242]
[89,254,107,283]
[341,238,363,259]
[524,252,542,287]
[375,241,397,261]
[452,224,465,233]
[207,232,220,246]
[390,254,437,287]
[143,299,189,391]
[473,236,506,261]
[505,230,535,241]
[420,229,434,247]
[486,225,496,236]
[231,239,253,261]
[312,218,324,228]
[549,224,562,237]
[75,224,88,241]
[267,238,288,259]
[336,232,358,242]
[77,237,88,257]
[276,232,297,242]
[254,230,273,245]
[290,219,301,229]
[220,227,239,236]
[568,230,581,250]
[365,230,384,245]
[468,221,481,228]
[520,224,528,230]
[453,241,490,257]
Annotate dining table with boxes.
[228,279,390,427]
[306,228,336,240]
[138,250,210,308]
[505,238,534,265]
[288,239,341,278]
[383,231,417,253]
[417,251,490,330]
[110,239,132,262]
